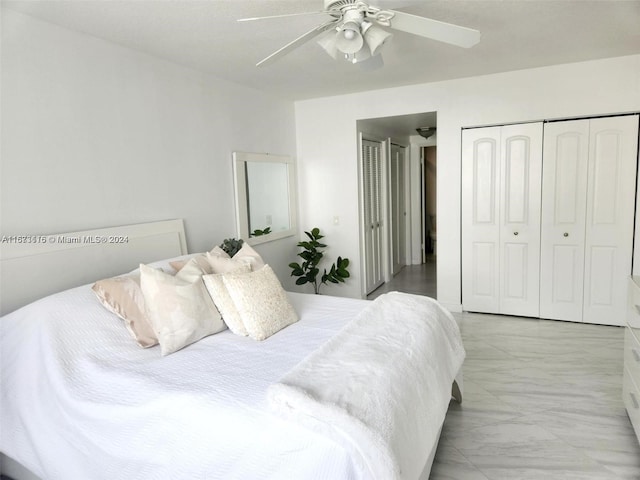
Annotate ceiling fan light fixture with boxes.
[363,24,393,56]
[347,46,372,64]
[317,32,341,59]
[336,21,364,54]
[416,127,436,139]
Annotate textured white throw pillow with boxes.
[139,264,226,356]
[202,264,252,336]
[222,265,298,341]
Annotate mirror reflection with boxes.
[245,161,290,236]
[233,152,297,245]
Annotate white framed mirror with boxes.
[233,151,297,245]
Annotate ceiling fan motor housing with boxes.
[324,0,360,11]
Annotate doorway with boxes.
[423,145,437,262]
[356,112,438,299]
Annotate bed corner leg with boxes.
[451,380,463,404]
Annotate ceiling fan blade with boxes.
[256,19,339,67]
[238,11,328,22]
[387,10,480,48]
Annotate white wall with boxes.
[1,9,299,287]
[295,55,640,309]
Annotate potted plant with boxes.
[289,228,350,294]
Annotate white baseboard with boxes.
[440,302,463,313]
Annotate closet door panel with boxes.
[362,139,385,294]
[462,127,501,313]
[540,120,589,322]
[583,115,639,326]
[499,123,542,317]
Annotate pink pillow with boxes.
[92,274,158,348]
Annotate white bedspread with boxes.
[267,292,465,480]
[1,281,462,480]
[1,284,369,480]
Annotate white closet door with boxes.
[390,144,406,275]
[462,127,501,313]
[540,120,590,322]
[362,139,385,294]
[582,115,639,326]
[499,123,543,317]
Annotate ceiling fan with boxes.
[238,0,481,68]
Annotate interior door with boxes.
[499,122,543,317]
[540,120,589,322]
[362,138,385,294]
[582,115,639,326]
[462,127,501,313]
[390,143,406,275]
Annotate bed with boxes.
[0,220,464,480]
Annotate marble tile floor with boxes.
[371,264,640,479]
[367,261,437,300]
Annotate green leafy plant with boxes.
[251,227,272,237]
[289,227,350,294]
[220,237,244,257]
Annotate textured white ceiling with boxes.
[3,0,640,101]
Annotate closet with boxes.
[540,116,639,326]
[461,122,543,317]
[362,138,385,294]
[462,114,640,326]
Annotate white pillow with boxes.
[139,264,226,356]
[222,265,298,341]
[202,264,252,336]
[233,243,266,270]
[206,252,253,274]
[175,257,208,283]
[206,243,265,273]
[170,246,228,272]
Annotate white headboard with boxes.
[0,219,187,316]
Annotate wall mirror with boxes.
[233,151,297,245]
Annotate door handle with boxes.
[563,232,569,237]
[513,231,519,236]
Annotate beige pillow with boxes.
[92,274,158,348]
[139,264,226,356]
[170,246,228,272]
[222,265,298,341]
[202,264,252,336]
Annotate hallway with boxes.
[367,261,437,300]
